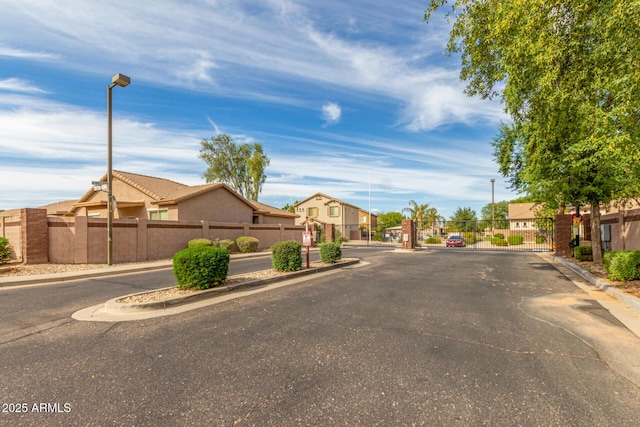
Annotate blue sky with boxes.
[0,0,516,218]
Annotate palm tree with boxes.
[402,200,430,230]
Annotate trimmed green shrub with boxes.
[603,250,640,282]
[218,239,234,251]
[494,233,505,239]
[507,235,524,245]
[188,238,213,248]
[172,246,230,290]
[0,237,11,265]
[373,232,383,242]
[535,236,545,244]
[492,238,508,246]
[319,242,342,264]
[425,237,442,244]
[236,236,259,253]
[574,246,593,262]
[462,232,477,245]
[271,240,302,272]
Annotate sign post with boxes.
[303,231,312,268]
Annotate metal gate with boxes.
[421,218,555,252]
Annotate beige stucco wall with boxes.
[295,195,359,226]
[603,209,640,251]
[45,216,305,264]
[177,188,254,223]
[1,210,23,261]
[260,215,295,225]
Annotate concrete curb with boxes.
[103,258,360,314]
[548,254,640,314]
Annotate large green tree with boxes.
[480,200,510,230]
[448,206,477,232]
[376,211,405,231]
[199,134,270,201]
[425,0,640,263]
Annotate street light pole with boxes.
[368,170,371,246]
[490,178,495,236]
[107,73,130,265]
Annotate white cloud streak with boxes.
[0,0,503,131]
[0,78,47,94]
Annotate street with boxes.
[1,249,640,426]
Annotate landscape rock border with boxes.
[104,258,360,314]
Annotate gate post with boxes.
[401,219,416,249]
[555,214,572,257]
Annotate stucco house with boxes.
[53,170,297,225]
[293,192,377,240]
[507,203,540,230]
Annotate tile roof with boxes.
[71,170,293,218]
[250,200,299,218]
[38,199,77,215]
[507,203,538,220]
[112,171,188,200]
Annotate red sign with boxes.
[302,231,312,247]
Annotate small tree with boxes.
[199,134,270,201]
[0,237,11,265]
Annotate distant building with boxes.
[507,203,539,230]
[44,170,298,225]
[294,192,377,240]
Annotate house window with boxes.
[88,212,101,218]
[307,207,318,218]
[149,209,168,220]
[360,216,367,223]
[329,206,339,217]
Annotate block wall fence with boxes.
[5,209,640,264]
[1,209,305,264]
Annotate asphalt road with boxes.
[1,249,640,426]
[0,247,381,342]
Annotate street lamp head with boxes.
[490,178,495,183]
[111,73,131,87]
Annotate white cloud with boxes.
[0,1,517,213]
[0,1,504,131]
[0,45,60,60]
[0,78,47,94]
[321,102,341,126]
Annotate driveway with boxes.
[1,250,639,426]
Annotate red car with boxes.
[445,235,466,247]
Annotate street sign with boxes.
[302,231,312,247]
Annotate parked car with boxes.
[445,235,466,247]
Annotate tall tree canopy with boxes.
[376,211,405,231]
[480,200,510,229]
[425,0,640,262]
[199,134,270,201]
[448,206,478,232]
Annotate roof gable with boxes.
[508,203,538,220]
[155,182,258,211]
[294,192,360,210]
[250,200,299,218]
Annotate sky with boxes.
[0,0,517,219]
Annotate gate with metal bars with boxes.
[420,218,555,252]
